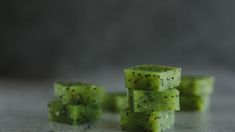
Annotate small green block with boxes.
[128,88,180,112]
[180,95,210,112]
[54,82,105,105]
[120,108,175,132]
[177,76,215,96]
[48,100,72,124]
[48,100,101,125]
[124,64,181,91]
[66,105,101,125]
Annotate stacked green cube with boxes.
[121,65,181,132]
[48,82,104,125]
[176,76,214,112]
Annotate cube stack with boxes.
[121,65,181,132]
[176,76,215,112]
[48,82,104,125]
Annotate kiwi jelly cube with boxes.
[48,100,66,119]
[120,108,174,132]
[66,105,101,125]
[125,64,181,91]
[48,100,72,124]
[102,92,128,112]
[128,88,180,112]
[54,82,105,105]
[180,95,210,112]
[177,76,215,96]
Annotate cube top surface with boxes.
[125,64,181,91]
[55,82,97,88]
[125,64,181,74]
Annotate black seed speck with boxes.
[126,112,129,115]
[134,80,137,84]
[128,79,131,82]
[66,87,70,91]
[167,78,170,81]
[164,96,168,99]
[145,75,148,78]
[138,104,141,107]
[132,72,135,75]
[172,77,174,79]
[171,96,174,98]
[71,89,75,92]
[138,73,141,76]
[151,109,154,112]
[93,88,96,90]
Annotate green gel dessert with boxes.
[177,76,215,96]
[48,100,101,125]
[48,100,71,124]
[66,105,101,125]
[180,95,210,112]
[102,92,128,112]
[125,64,181,91]
[120,108,175,132]
[54,82,105,105]
[128,88,180,112]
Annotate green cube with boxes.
[48,100,72,124]
[48,100,101,125]
[177,76,215,96]
[54,82,105,105]
[128,88,180,112]
[120,108,175,132]
[180,95,210,112]
[66,105,101,125]
[102,92,128,113]
[125,64,181,91]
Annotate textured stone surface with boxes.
[0,67,235,131]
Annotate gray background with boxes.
[1,0,235,78]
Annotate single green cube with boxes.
[177,76,215,96]
[180,95,210,112]
[66,105,101,125]
[48,100,101,125]
[48,100,72,124]
[128,88,180,112]
[102,92,128,113]
[120,108,175,132]
[124,64,181,91]
[54,82,105,105]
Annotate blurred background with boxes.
[0,0,234,91]
[1,1,235,131]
